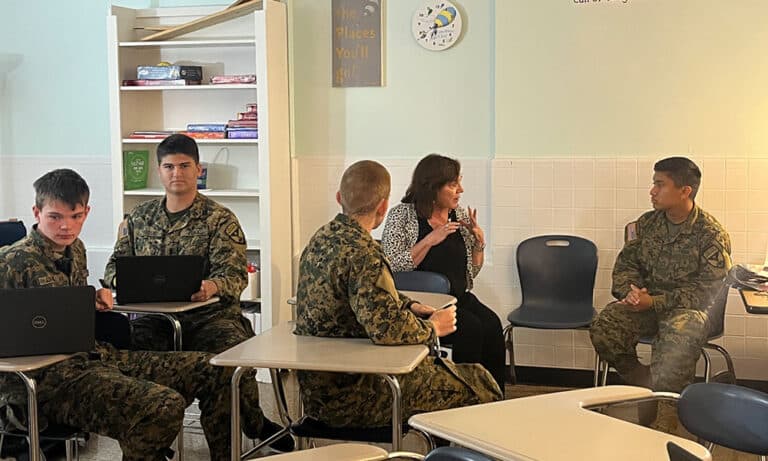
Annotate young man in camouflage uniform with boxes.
[295,160,502,428]
[590,157,732,432]
[0,169,286,460]
[104,133,252,355]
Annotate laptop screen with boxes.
[0,286,95,357]
[115,255,204,304]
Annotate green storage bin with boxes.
[123,150,149,190]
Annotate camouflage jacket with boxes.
[104,193,247,318]
[0,227,93,431]
[613,205,732,313]
[295,213,435,345]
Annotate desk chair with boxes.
[677,383,768,460]
[0,219,26,247]
[504,235,598,384]
[254,369,432,457]
[423,447,492,461]
[595,281,735,386]
[393,271,451,295]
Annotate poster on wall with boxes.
[331,0,383,87]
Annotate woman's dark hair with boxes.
[402,154,461,218]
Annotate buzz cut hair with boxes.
[339,160,391,216]
[157,133,200,164]
[33,169,90,210]
[654,156,702,200]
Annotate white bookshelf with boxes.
[107,1,292,328]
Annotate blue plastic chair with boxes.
[678,383,768,460]
[504,235,598,384]
[0,220,26,247]
[393,271,451,295]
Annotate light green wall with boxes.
[0,1,148,157]
[291,0,494,158]
[495,0,768,157]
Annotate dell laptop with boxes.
[0,286,95,358]
[115,255,204,304]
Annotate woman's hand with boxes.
[462,206,485,250]
[426,221,462,247]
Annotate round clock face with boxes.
[412,0,463,51]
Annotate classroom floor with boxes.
[6,383,757,460]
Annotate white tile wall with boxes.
[295,155,768,381]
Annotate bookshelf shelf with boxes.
[120,39,255,48]
[108,2,291,327]
[121,84,257,91]
[123,138,258,145]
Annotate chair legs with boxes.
[503,325,517,385]
[64,438,78,461]
[593,342,736,387]
[702,342,736,384]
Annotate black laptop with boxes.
[0,286,95,358]
[115,255,204,304]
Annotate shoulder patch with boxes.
[117,218,129,238]
[624,221,638,243]
[703,244,726,268]
[224,221,246,245]
[375,264,400,301]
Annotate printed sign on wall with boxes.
[332,0,383,87]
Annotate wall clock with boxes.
[412,0,463,51]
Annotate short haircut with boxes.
[339,160,391,216]
[401,154,461,218]
[33,169,90,210]
[654,157,702,200]
[157,133,199,164]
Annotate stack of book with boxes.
[183,124,227,139]
[227,103,258,139]
[122,65,203,86]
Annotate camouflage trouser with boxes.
[131,307,255,354]
[590,302,709,393]
[299,356,502,428]
[35,345,265,461]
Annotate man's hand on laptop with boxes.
[95,288,114,311]
[191,280,219,302]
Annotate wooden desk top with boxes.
[409,386,711,461]
[210,322,429,374]
[113,297,218,314]
[740,289,768,314]
[0,354,73,373]
[263,443,388,461]
[400,291,457,309]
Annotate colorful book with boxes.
[226,129,258,139]
[122,79,201,86]
[128,131,175,139]
[237,112,258,120]
[181,131,227,139]
[210,74,256,84]
[186,123,227,132]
